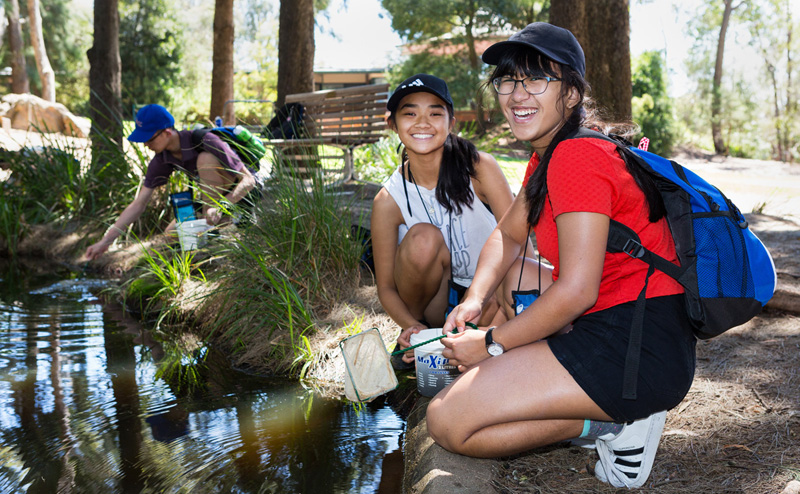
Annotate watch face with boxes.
[488,342,504,356]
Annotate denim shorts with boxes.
[548,295,697,422]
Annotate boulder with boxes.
[0,93,90,138]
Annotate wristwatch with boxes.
[485,327,505,356]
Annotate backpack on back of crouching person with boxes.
[191,125,267,173]
[560,128,777,399]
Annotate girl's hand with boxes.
[205,207,224,226]
[397,323,427,363]
[442,298,483,334]
[440,329,490,371]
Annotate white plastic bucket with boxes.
[177,219,211,252]
[410,328,459,397]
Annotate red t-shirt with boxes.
[524,137,683,314]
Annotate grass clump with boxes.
[192,170,366,375]
[0,129,170,258]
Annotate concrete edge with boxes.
[403,397,496,494]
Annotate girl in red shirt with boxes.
[426,23,696,489]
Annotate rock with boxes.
[0,93,90,138]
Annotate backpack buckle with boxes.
[622,239,645,259]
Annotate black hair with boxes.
[487,46,664,226]
[389,107,479,216]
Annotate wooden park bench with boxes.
[264,83,390,183]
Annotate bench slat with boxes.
[267,83,391,183]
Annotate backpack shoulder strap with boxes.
[190,128,211,150]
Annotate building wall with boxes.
[314,70,387,90]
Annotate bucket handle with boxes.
[389,322,477,356]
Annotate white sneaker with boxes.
[565,437,596,449]
[594,411,667,488]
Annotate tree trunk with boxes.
[712,0,734,155]
[277,0,314,106]
[0,6,7,52]
[550,0,631,122]
[549,0,588,55]
[6,0,29,94]
[586,0,631,121]
[210,0,235,125]
[463,8,487,131]
[27,0,56,102]
[88,0,123,163]
[785,6,794,162]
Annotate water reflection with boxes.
[0,262,404,493]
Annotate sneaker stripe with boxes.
[612,447,644,456]
[615,458,642,468]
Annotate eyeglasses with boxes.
[146,129,165,144]
[492,76,562,95]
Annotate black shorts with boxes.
[548,294,697,423]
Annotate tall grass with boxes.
[196,168,366,374]
[0,187,27,257]
[0,125,170,257]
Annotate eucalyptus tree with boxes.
[39,0,92,112]
[6,0,29,94]
[27,0,55,102]
[550,0,631,122]
[88,0,122,162]
[211,0,234,124]
[749,0,797,162]
[276,0,315,105]
[686,0,756,155]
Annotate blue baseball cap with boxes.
[128,104,175,142]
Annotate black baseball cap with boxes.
[387,74,454,113]
[481,22,586,77]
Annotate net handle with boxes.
[389,322,478,356]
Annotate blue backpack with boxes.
[561,128,776,399]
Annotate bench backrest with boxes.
[284,83,390,146]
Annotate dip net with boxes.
[340,328,398,402]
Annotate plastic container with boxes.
[177,219,212,252]
[234,125,267,155]
[410,328,459,397]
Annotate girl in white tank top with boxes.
[370,74,514,367]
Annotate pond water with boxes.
[0,263,405,493]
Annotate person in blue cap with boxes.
[85,104,257,260]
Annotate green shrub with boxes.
[632,51,676,156]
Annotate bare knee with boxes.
[426,396,464,454]
[397,224,446,272]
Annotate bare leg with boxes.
[427,341,611,458]
[394,223,451,326]
[196,151,237,217]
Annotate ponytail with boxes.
[437,133,478,215]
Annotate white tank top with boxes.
[383,167,497,286]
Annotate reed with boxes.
[197,169,365,374]
[0,125,169,257]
